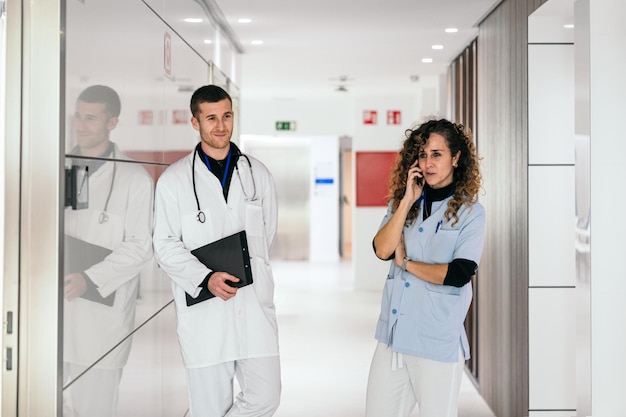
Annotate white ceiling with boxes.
[214,0,502,99]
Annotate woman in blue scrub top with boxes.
[365,119,485,417]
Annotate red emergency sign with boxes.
[387,110,401,125]
[363,110,378,125]
[138,110,154,125]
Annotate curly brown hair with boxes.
[388,119,482,226]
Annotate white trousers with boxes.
[187,356,281,417]
[365,342,465,417]
[62,363,123,417]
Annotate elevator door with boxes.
[243,140,310,261]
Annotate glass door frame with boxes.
[2,0,65,415]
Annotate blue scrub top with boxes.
[374,197,486,363]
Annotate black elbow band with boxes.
[443,259,477,288]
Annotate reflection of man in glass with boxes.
[63,85,154,417]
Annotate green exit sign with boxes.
[275,121,296,131]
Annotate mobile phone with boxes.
[415,166,423,186]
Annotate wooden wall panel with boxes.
[449,38,478,380]
[472,0,548,415]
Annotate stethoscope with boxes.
[98,160,116,224]
[70,145,117,224]
[192,145,258,223]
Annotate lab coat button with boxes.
[404,282,410,288]
[418,227,424,232]
[392,309,397,315]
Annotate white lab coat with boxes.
[64,144,154,369]
[152,148,279,368]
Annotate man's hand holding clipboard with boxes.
[207,271,241,301]
[186,230,253,306]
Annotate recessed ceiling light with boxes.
[203,39,213,44]
[422,58,433,63]
[445,28,458,33]
[432,45,444,50]
[184,18,203,23]
[251,40,264,45]
[238,18,252,23]
[564,24,574,29]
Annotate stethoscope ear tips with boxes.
[197,211,206,224]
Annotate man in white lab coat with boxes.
[152,85,281,417]
[63,85,154,417]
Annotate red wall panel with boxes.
[355,151,397,207]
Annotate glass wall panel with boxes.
[62,0,239,415]
[65,0,211,162]
[143,0,218,63]
[62,150,160,416]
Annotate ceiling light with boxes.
[184,18,203,23]
[203,40,213,44]
[238,18,252,23]
[564,24,574,29]
[251,40,264,45]
[445,28,458,33]
[432,45,444,50]
[422,58,433,63]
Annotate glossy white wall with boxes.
[583,0,626,413]
[528,0,576,414]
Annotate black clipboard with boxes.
[64,235,116,306]
[186,230,253,306]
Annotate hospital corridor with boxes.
[3,0,626,415]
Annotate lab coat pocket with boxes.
[250,256,275,310]
[245,203,268,258]
[244,202,264,236]
[427,228,460,263]
[420,285,462,343]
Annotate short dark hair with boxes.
[77,85,121,118]
[190,85,232,117]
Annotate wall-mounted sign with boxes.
[387,110,401,125]
[275,121,296,131]
[363,110,377,125]
[138,110,154,125]
[172,110,188,125]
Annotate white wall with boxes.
[351,93,432,291]
[309,135,340,262]
[533,0,626,414]
[240,96,354,137]
[527,3,576,413]
[586,0,626,413]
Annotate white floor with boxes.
[118,259,496,417]
[270,260,496,417]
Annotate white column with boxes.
[581,0,626,414]
[528,2,576,415]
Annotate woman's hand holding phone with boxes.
[405,160,424,202]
